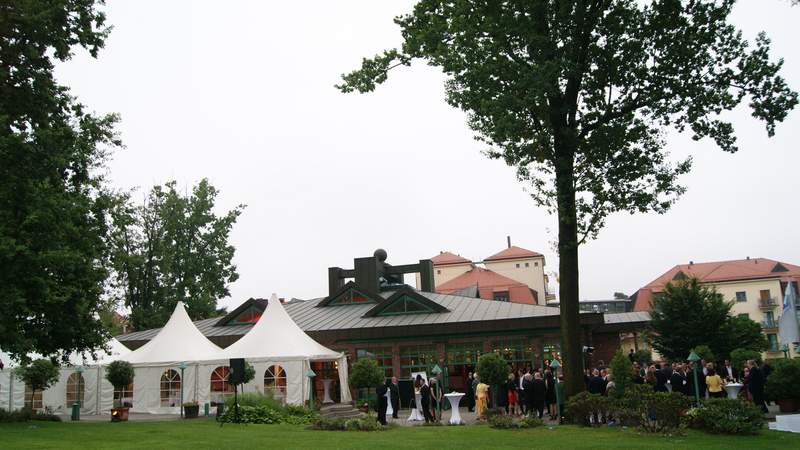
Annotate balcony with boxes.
[759,298,778,310]
[761,320,778,330]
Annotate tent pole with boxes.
[8,369,14,411]
[96,366,101,415]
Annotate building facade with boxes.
[632,257,800,359]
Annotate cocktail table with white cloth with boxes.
[444,392,465,425]
[321,379,334,404]
[724,382,743,399]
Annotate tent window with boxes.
[160,369,181,407]
[329,289,376,305]
[24,384,43,411]
[378,295,434,316]
[231,307,262,325]
[66,373,86,407]
[264,365,286,399]
[210,366,234,404]
[114,382,134,408]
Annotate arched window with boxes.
[114,380,134,407]
[160,369,181,407]
[24,384,43,411]
[210,366,234,403]
[66,373,86,407]
[264,365,286,398]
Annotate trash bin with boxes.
[71,403,80,421]
[204,402,209,417]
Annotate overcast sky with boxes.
[55,1,800,311]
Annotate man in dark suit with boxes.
[531,372,547,419]
[670,363,687,395]
[747,360,768,413]
[720,360,737,382]
[376,380,389,425]
[628,349,636,362]
[654,363,669,392]
[420,378,434,423]
[389,377,400,418]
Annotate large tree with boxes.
[648,278,767,361]
[337,1,796,397]
[109,179,244,330]
[0,0,119,361]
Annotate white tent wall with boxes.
[129,364,199,415]
[1,369,26,411]
[42,367,102,415]
[337,354,352,403]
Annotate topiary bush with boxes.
[609,349,635,400]
[476,353,508,386]
[690,398,765,435]
[15,359,60,410]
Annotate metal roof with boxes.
[117,289,649,346]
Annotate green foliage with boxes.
[609,350,635,399]
[0,409,61,423]
[638,392,691,433]
[105,360,134,390]
[690,398,765,435]
[488,414,544,430]
[218,405,316,425]
[0,0,119,361]
[310,414,386,432]
[231,362,256,386]
[565,392,611,426]
[649,279,766,361]
[476,353,507,386]
[108,179,245,330]
[729,349,762,374]
[629,350,653,366]
[348,359,385,391]
[338,0,797,401]
[765,359,800,401]
[16,360,60,395]
[224,391,283,411]
[692,345,716,363]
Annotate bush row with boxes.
[487,415,544,430]
[217,404,317,425]
[0,408,62,423]
[309,414,387,432]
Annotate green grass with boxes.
[1,419,798,450]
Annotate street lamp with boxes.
[177,362,187,418]
[549,358,561,422]
[687,351,701,405]
[306,369,316,409]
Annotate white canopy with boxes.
[67,337,131,366]
[120,302,221,365]
[216,294,341,361]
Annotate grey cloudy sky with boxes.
[55,1,800,311]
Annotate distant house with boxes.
[632,257,800,358]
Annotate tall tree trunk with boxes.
[554,150,584,399]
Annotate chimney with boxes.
[746,256,750,260]
[689,261,693,266]
[507,236,511,248]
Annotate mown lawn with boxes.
[2,419,798,450]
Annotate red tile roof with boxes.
[484,245,543,262]
[430,251,472,266]
[632,258,800,311]
[436,267,536,304]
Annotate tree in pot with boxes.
[765,359,800,413]
[16,359,60,412]
[348,358,384,412]
[105,360,134,422]
[476,353,508,411]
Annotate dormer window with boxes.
[362,287,449,317]
[232,307,262,324]
[329,288,376,305]
[378,295,435,315]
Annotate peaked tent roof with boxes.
[484,245,543,261]
[216,294,341,361]
[68,337,131,366]
[120,302,222,365]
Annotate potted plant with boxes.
[348,358,384,411]
[183,401,200,419]
[105,360,134,422]
[765,359,800,413]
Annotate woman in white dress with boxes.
[408,374,425,421]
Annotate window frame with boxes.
[66,372,86,408]
[160,369,181,407]
[264,365,287,398]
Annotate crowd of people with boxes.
[464,365,560,421]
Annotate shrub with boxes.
[16,359,60,408]
[609,349,635,399]
[639,392,690,433]
[310,414,386,431]
[476,353,508,386]
[0,409,61,423]
[691,398,765,435]
[218,404,317,425]
[613,384,654,427]
[765,359,800,401]
[488,414,544,429]
[349,359,384,402]
[224,391,283,410]
[105,360,134,395]
[565,392,610,426]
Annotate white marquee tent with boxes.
[211,293,352,405]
